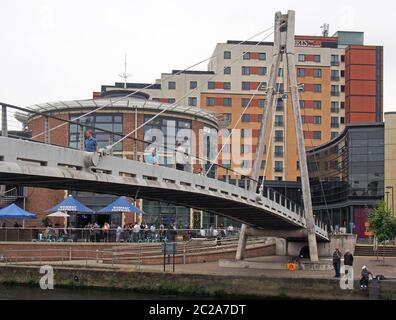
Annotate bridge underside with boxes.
[0,169,326,242]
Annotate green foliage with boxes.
[368,201,396,243]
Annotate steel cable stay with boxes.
[28,26,274,141]
[106,30,277,152]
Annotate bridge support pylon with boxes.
[235,10,319,263]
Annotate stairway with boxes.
[0,188,18,208]
[355,244,396,257]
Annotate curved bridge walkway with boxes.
[0,136,328,242]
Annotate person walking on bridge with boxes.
[84,130,98,152]
[175,141,188,171]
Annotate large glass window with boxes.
[69,114,123,153]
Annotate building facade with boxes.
[384,112,396,216]
[100,31,383,183]
[307,123,384,238]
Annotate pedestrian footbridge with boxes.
[0,136,328,242]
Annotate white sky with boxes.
[0,0,394,111]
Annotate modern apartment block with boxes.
[100,31,383,183]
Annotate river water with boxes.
[0,284,196,300]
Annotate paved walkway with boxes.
[4,256,396,280]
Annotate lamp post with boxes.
[385,191,390,211]
[386,186,395,216]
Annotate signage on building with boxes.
[295,39,321,47]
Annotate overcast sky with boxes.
[0,0,394,112]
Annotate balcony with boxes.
[275,136,284,142]
[274,152,284,158]
[331,123,340,128]
[331,107,340,113]
[331,76,340,81]
[275,167,284,173]
[331,61,340,66]
[331,91,340,97]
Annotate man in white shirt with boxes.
[133,223,140,242]
[175,142,188,171]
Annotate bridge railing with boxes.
[0,101,328,234]
[0,227,240,243]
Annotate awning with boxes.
[45,195,93,213]
[47,211,70,218]
[0,203,37,219]
[98,196,143,214]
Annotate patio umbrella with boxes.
[98,196,143,214]
[0,203,37,219]
[47,211,70,218]
[44,195,93,213]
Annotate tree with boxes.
[368,201,396,263]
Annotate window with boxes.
[206,97,215,106]
[331,54,339,66]
[168,81,176,90]
[190,81,197,89]
[331,85,340,96]
[299,84,305,92]
[241,114,250,122]
[223,113,232,122]
[222,160,231,168]
[223,98,232,106]
[241,145,250,154]
[331,101,340,113]
[313,100,322,109]
[259,52,266,60]
[340,70,345,78]
[313,84,322,93]
[275,130,284,142]
[340,102,345,109]
[313,131,322,140]
[241,160,249,168]
[258,99,265,108]
[188,97,197,107]
[224,82,231,90]
[340,117,345,124]
[243,52,250,60]
[331,70,340,81]
[241,129,251,138]
[208,81,215,90]
[168,98,176,104]
[276,83,284,93]
[258,67,267,76]
[313,68,322,77]
[296,161,300,170]
[261,160,266,169]
[275,115,284,127]
[298,54,305,62]
[299,100,305,108]
[301,116,305,124]
[297,68,305,77]
[275,146,284,157]
[258,82,266,91]
[242,66,250,75]
[276,99,284,112]
[241,98,250,107]
[313,116,322,124]
[341,85,345,92]
[313,55,321,63]
[331,117,339,128]
[275,161,284,172]
[224,51,231,59]
[275,176,283,181]
[331,132,339,139]
[242,82,250,90]
[278,68,284,77]
[224,67,231,75]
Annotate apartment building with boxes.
[100,30,383,183]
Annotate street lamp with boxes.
[386,186,395,216]
[385,191,390,211]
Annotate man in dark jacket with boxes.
[344,249,354,266]
[332,247,341,278]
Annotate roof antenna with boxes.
[118,54,132,89]
[321,23,330,37]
